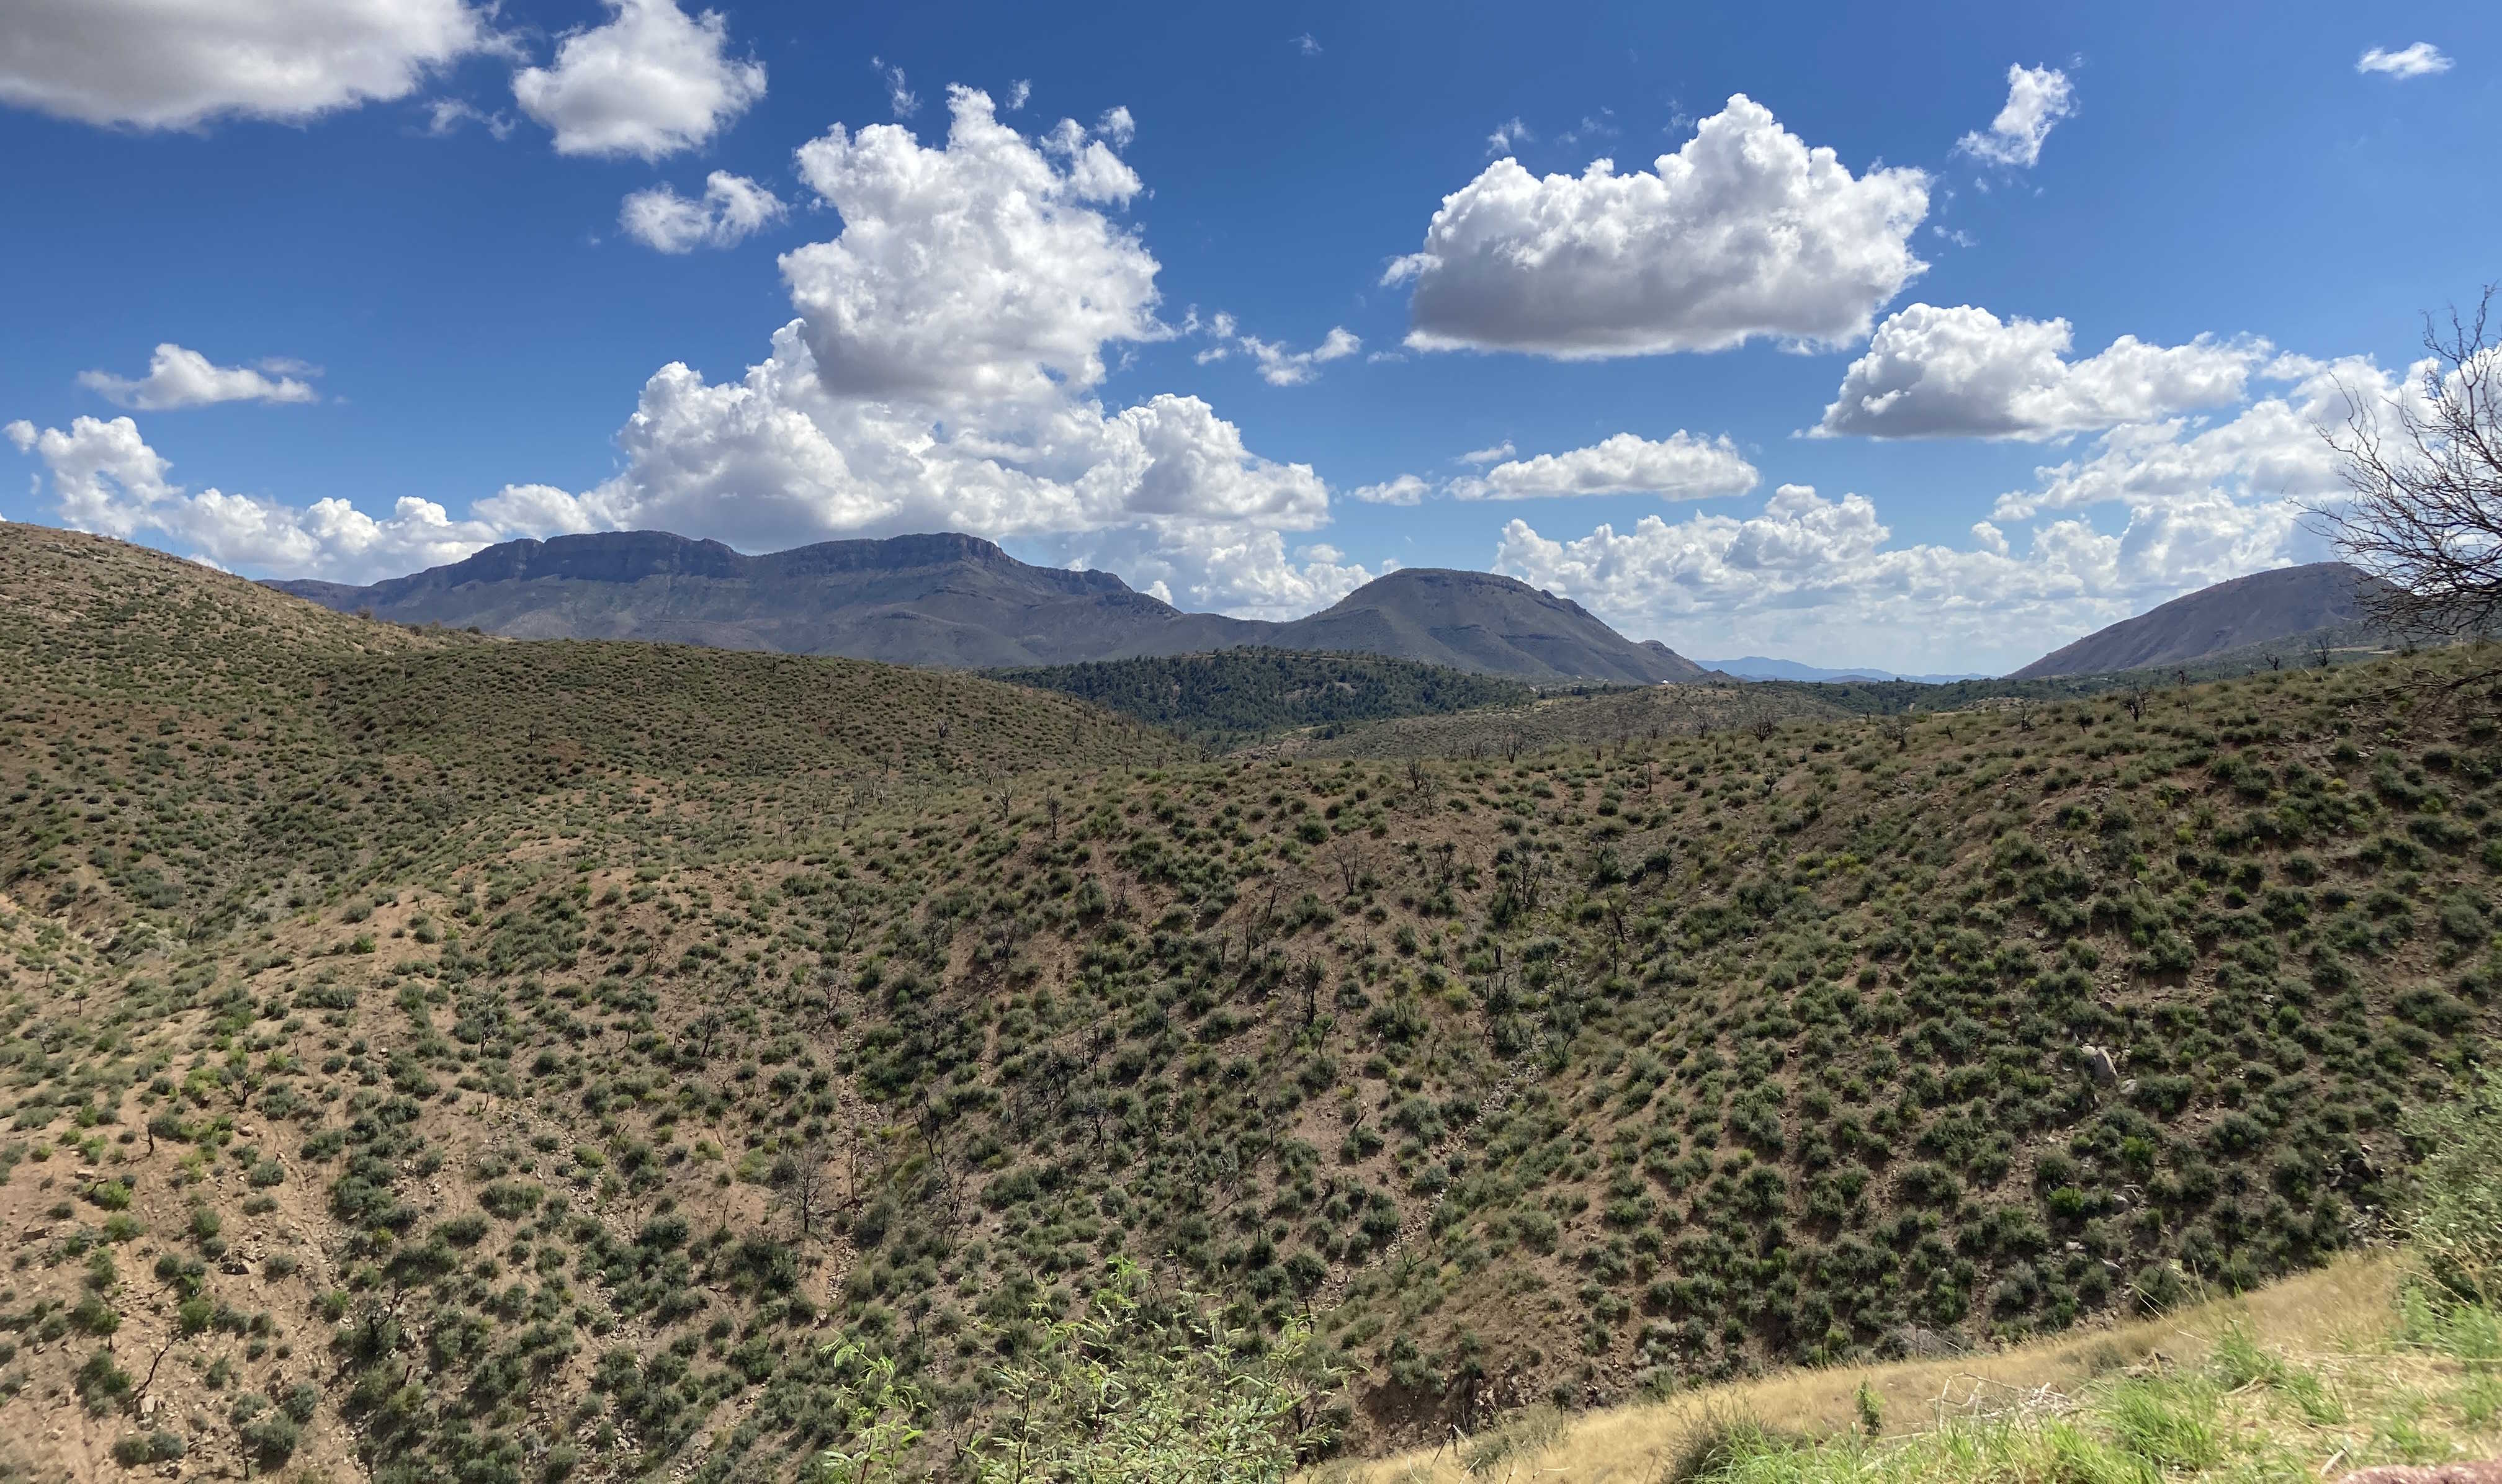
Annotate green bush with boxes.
[112,1431,187,1465]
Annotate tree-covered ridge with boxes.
[1,525,2498,1483]
[991,649,1539,747]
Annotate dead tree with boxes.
[1325,834,1366,897]
[2314,287,2502,648]
[772,1140,838,1241]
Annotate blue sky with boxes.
[2,1,2495,672]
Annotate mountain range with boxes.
[269,529,1708,685]
[266,530,2408,690]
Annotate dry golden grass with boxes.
[1316,1256,2416,1483]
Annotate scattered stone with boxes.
[2079,1044,2119,1087]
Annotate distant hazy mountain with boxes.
[267,530,1706,684]
[1699,656,1993,684]
[2011,563,2387,679]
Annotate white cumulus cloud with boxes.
[1953,64,2075,169]
[1450,431,1759,501]
[6,415,496,580]
[0,0,489,129]
[78,344,321,410]
[2357,43,2451,79]
[619,171,785,252]
[483,87,1350,617]
[513,0,764,160]
[785,86,1154,406]
[1817,303,2264,440]
[1384,94,1930,358]
[1986,354,2393,522]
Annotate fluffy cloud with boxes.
[0,0,487,128]
[1450,431,1759,501]
[1818,304,2263,439]
[1953,65,2074,169]
[619,171,785,252]
[1987,354,2397,522]
[1062,528,1378,621]
[784,86,1155,405]
[78,344,321,410]
[1492,348,2414,669]
[1241,328,1361,387]
[488,322,1324,555]
[512,0,764,160]
[1459,440,1515,465]
[1491,483,2282,674]
[479,88,1350,617]
[6,416,496,580]
[2357,43,2451,79]
[1384,94,1929,358]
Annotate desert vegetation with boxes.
[990,649,1540,750]
[1,521,2497,1482]
[1332,1058,2502,1483]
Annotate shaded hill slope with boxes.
[2013,563,2387,678]
[262,529,1708,683]
[6,518,2498,1481]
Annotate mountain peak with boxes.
[2011,563,2384,679]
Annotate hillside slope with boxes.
[2013,563,2385,678]
[262,529,1709,684]
[992,648,1536,748]
[1323,1254,2502,1483]
[6,520,2498,1482]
